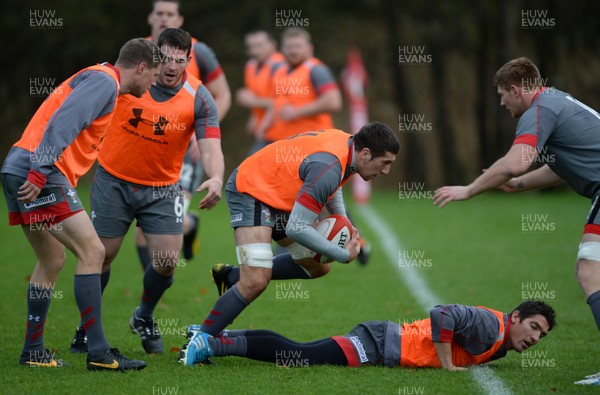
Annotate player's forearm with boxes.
[433,342,457,370]
[199,142,225,185]
[467,155,528,197]
[509,165,564,192]
[294,90,342,118]
[236,88,272,110]
[287,202,350,263]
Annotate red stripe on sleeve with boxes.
[512,134,537,147]
[204,126,221,139]
[297,192,323,214]
[27,170,47,189]
[204,67,223,84]
[439,329,454,343]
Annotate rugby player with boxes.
[181,300,555,369]
[136,0,231,266]
[195,123,398,340]
[1,38,160,370]
[236,29,284,155]
[433,57,600,384]
[69,28,222,355]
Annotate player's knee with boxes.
[82,239,105,269]
[309,262,331,278]
[43,251,67,273]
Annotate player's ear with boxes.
[510,84,520,97]
[137,62,148,74]
[359,148,372,162]
[511,310,521,323]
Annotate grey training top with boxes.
[514,88,600,198]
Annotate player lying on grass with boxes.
[433,57,600,384]
[180,300,555,370]
[196,124,399,340]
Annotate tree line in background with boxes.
[1,0,599,189]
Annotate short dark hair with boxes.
[354,122,400,158]
[115,38,161,69]
[512,300,556,331]
[493,57,542,90]
[152,0,181,14]
[157,28,192,57]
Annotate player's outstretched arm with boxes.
[433,144,536,208]
[497,164,564,193]
[197,138,224,210]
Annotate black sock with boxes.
[208,334,247,357]
[587,290,600,330]
[22,283,53,355]
[271,254,311,280]
[74,274,109,357]
[200,284,249,336]
[137,245,152,272]
[138,266,174,319]
[226,267,240,285]
[243,333,347,366]
[100,269,110,295]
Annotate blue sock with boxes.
[200,285,249,336]
[74,274,109,357]
[587,290,600,331]
[21,283,52,355]
[138,266,173,319]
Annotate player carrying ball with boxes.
[183,123,399,352]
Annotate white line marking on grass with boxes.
[471,366,512,395]
[355,204,512,395]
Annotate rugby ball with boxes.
[313,214,353,263]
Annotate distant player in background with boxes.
[181,300,556,369]
[263,28,341,143]
[433,57,600,385]
[236,30,285,155]
[182,124,398,355]
[136,0,232,267]
[1,38,160,370]
[69,29,222,355]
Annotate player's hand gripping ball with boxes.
[312,214,353,263]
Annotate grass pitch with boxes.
[0,186,597,394]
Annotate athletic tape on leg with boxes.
[236,243,273,268]
[578,242,600,262]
